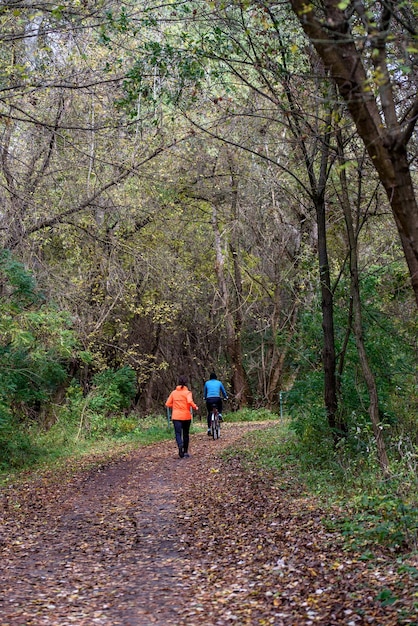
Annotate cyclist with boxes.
[204,372,228,436]
[166,375,198,458]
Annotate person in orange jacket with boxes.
[165,375,198,458]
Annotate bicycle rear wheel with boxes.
[212,414,220,439]
[210,412,218,439]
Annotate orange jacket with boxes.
[165,385,198,421]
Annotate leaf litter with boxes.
[0,422,417,625]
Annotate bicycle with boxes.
[209,404,221,439]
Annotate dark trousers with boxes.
[172,419,191,452]
[206,397,223,428]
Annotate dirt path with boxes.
[0,423,265,625]
[0,422,416,626]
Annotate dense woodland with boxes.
[0,0,417,471]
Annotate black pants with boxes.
[172,419,191,452]
[206,397,223,429]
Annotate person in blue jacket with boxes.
[204,372,228,435]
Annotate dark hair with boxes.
[178,375,188,387]
[210,372,217,380]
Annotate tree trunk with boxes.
[265,286,285,408]
[314,110,346,435]
[280,70,345,435]
[337,131,389,472]
[388,149,418,300]
[315,190,339,433]
[265,293,298,410]
[290,0,418,306]
[212,203,251,409]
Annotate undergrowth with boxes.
[225,407,279,422]
[223,418,418,557]
[0,413,204,480]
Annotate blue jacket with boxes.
[204,379,228,400]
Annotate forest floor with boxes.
[0,421,417,626]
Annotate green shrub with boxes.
[0,251,83,467]
[0,250,79,417]
[332,493,418,553]
[0,419,42,470]
[62,367,137,440]
[91,366,137,413]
